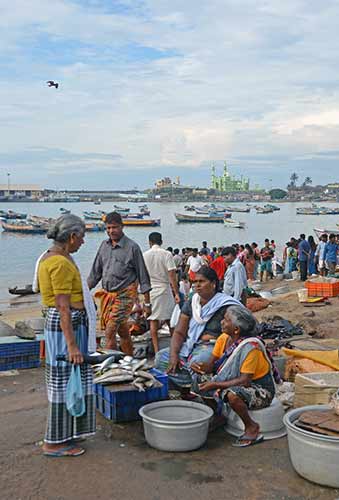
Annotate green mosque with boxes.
[211,162,250,192]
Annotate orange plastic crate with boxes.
[305,280,339,297]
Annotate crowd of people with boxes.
[35,212,338,456]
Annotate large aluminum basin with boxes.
[139,400,213,452]
[284,405,339,488]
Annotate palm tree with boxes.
[288,172,299,188]
[304,176,312,185]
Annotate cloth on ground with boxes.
[257,316,304,339]
[246,297,271,312]
[282,347,339,371]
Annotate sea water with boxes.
[0,201,337,307]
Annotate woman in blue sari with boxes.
[155,267,241,389]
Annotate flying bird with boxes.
[46,81,59,89]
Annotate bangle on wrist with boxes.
[144,303,152,307]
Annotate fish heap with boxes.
[93,356,157,392]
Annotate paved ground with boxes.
[0,368,338,500]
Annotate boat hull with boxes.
[175,213,225,223]
[122,219,160,226]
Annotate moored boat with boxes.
[0,220,47,234]
[85,222,105,232]
[0,210,27,220]
[314,228,339,239]
[83,210,105,220]
[59,208,71,214]
[255,206,274,214]
[175,213,229,223]
[225,206,251,213]
[113,205,130,215]
[8,284,34,296]
[223,219,245,229]
[122,218,160,226]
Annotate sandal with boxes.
[232,434,264,448]
[43,445,85,457]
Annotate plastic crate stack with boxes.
[0,339,41,371]
[94,368,168,423]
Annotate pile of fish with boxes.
[93,355,158,392]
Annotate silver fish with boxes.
[98,355,117,375]
[132,358,147,373]
[132,381,145,392]
[134,370,156,382]
[144,380,155,388]
[123,356,134,363]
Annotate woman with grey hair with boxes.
[191,305,277,447]
[35,214,96,457]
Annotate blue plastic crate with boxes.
[0,340,41,371]
[95,368,168,422]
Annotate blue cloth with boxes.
[324,242,339,263]
[298,240,311,262]
[180,292,242,357]
[315,241,326,260]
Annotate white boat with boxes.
[223,219,245,229]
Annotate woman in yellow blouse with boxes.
[38,214,95,457]
[191,306,276,447]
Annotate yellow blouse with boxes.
[38,255,83,307]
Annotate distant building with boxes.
[211,162,250,192]
[155,176,181,189]
[0,184,43,199]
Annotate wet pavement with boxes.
[0,367,338,500]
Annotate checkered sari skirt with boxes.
[44,308,96,444]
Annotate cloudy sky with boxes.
[1,0,339,190]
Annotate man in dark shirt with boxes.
[88,212,151,354]
[298,233,311,281]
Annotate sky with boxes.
[1,0,339,190]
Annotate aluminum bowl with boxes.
[284,405,339,488]
[139,400,213,452]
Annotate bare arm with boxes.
[168,269,180,303]
[191,355,218,375]
[199,373,252,393]
[167,314,190,373]
[55,295,83,364]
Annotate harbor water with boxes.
[0,201,338,308]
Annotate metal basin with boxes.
[139,400,213,452]
[284,405,339,488]
[225,397,287,440]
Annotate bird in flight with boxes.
[46,81,59,89]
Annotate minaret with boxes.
[211,163,216,188]
[223,161,228,177]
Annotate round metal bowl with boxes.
[284,405,339,488]
[225,397,287,440]
[139,400,213,452]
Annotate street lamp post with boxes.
[7,172,10,196]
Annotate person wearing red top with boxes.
[210,255,227,286]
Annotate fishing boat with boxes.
[59,208,71,214]
[175,213,230,223]
[124,213,144,219]
[314,228,339,239]
[255,206,274,214]
[85,222,105,232]
[122,218,161,227]
[8,284,34,296]
[264,204,280,211]
[94,199,101,205]
[225,206,251,213]
[113,205,130,215]
[223,219,245,229]
[297,205,339,215]
[83,210,105,220]
[139,205,151,216]
[0,210,27,220]
[0,220,47,234]
[184,205,196,211]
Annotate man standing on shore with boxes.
[143,233,180,352]
[298,233,311,281]
[88,212,151,354]
[260,239,274,281]
[222,246,248,304]
[324,233,339,275]
[315,233,328,276]
[186,248,204,282]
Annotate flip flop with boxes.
[232,434,264,448]
[43,445,85,457]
